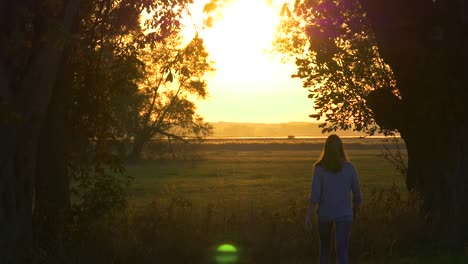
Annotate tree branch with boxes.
[153,127,188,143]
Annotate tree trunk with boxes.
[0,0,79,262]
[403,123,468,248]
[128,131,150,161]
[33,49,72,252]
[0,123,40,263]
[359,0,468,246]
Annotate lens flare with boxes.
[215,244,238,264]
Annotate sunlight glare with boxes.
[180,0,312,123]
[198,0,292,90]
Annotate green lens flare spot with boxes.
[217,244,237,253]
[215,244,238,264]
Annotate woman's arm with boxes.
[309,166,322,205]
[351,164,362,218]
[306,202,318,218]
[305,166,321,230]
[305,202,318,231]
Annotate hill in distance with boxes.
[210,122,368,138]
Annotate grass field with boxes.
[126,138,406,207]
[76,138,467,263]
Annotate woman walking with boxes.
[304,134,362,264]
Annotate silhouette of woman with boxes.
[305,134,362,264]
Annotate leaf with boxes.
[203,2,217,13]
[180,66,190,76]
[280,3,291,17]
[309,114,321,120]
[205,16,214,28]
[165,72,173,83]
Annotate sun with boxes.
[202,0,278,81]
[180,0,312,123]
[186,0,293,91]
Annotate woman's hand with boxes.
[304,215,313,232]
[304,202,317,231]
[353,206,360,220]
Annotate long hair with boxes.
[316,134,348,173]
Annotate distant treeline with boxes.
[210,122,368,138]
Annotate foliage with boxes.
[66,0,198,220]
[274,0,396,135]
[69,0,214,164]
[200,0,233,28]
[68,146,131,221]
[123,34,214,160]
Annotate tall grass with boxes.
[55,184,468,264]
[40,141,468,263]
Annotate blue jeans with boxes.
[318,220,352,264]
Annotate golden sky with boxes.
[183,0,315,123]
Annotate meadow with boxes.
[73,138,468,264]
[126,138,405,209]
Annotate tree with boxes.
[275,0,397,135]
[125,35,214,161]
[276,0,468,246]
[1,0,196,261]
[0,0,79,262]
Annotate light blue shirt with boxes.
[309,162,362,222]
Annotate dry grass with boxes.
[68,185,463,263]
[55,139,467,263]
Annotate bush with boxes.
[69,151,132,223]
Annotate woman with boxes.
[304,134,362,264]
